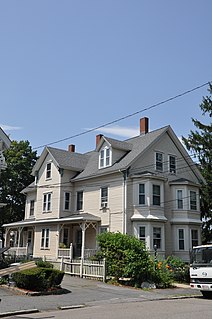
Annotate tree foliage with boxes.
[0,140,38,232]
[182,83,212,243]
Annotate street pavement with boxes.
[0,275,202,317]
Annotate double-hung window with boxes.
[64,192,71,210]
[191,229,198,247]
[41,228,50,249]
[153,227,161,249]
[155,152,163,171]
[190,191,197,210]
[169,155,176,174]
[46,162,52,179]
[177,190,183,209]
[139,184,145,205]
[43,193,52,212]
[77,191,83,211]
[101,187,108,208]
[153,185,160,206]
[178,229,185,250]
[99,147,111,168]
[29,200,35,216]
[138,226,146,242]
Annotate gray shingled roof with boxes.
[99,136,133,151]
[72,126,169,181]
[47,146,90,171]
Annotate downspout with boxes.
[119,168,130,235]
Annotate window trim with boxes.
[138,183,145,205]
[169,155,176,174]
[76,190,83,211]
[153,227,161,249]
[152,184,161,206]
[155,152,163,172]
[191,229,199,248]
[178,228,185,251]
[101,187,108,208]
[46,162,52,180]
[29,200,35,217]
[64,191,71,211]
[190,190,197,210]
[43,192,52,213]
[41,228,50,249]
[176,189,183,210]
[138,225,146,242]
[99,146,112,169]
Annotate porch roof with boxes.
[2,213,101,228]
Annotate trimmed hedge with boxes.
[12,267,64,291]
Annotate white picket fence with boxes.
[60,258,106,282]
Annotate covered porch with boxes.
[3,213,101,261]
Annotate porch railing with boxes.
[6,246,28,256]
[57,244,97,260]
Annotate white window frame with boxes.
[76,191,83,211]
[29,200,35,217]
[43,192,52,212]
[178,228,185,250]
[176,189,183,210]
[41,228,50,249]
[99,146,111,168]
[152,184,160,206]
[101,187,108,208]
[153,227,161,249]
[138,226,146,242]
[99,226,108,233]
[191,229,199,248]
[46,162,52,179]
[169,155,176,174]
[190,190,197,210]
[138,184,145,205]
[155,152,163,171]
[64,191,71,211]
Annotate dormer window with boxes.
[99,146,111,168]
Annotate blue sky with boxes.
[0,1,211,155]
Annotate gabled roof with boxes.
[72,126,169,181]
[96,136,132,152]
[32,146,90,175]
[0,127,11,150]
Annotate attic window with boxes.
[99,146,111,168]
[46,162,52,179]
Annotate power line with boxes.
[33,81,211,150]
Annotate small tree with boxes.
[96,232,152,285]
[0,140,38,233]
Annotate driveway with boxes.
[0,275,202,315]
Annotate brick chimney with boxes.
[140,117,149,134]
[68,144,75,152]
[96,134,103,147]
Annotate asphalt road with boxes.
[0,275,202,316]
[3,298,212,319]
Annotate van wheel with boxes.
[201,291,212,298]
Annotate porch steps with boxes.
[0,261,36,277]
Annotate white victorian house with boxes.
[3,118,204,261]
[0,127,11,208]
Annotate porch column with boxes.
[80,222,86,260]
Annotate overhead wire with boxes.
[33,81,211,150]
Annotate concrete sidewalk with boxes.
[0,275,202,316]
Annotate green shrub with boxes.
[12,267,64,291]
[165,256,190,283]
[96,232,152,285]
[150,259,174,288]
[36,260,53,268]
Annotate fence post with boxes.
[60,256,64,271]
[69,243,73,260]
[80,258,83,278]
[103,258,106,283]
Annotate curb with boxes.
[58,304,86,310]
[0,309,39,318]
